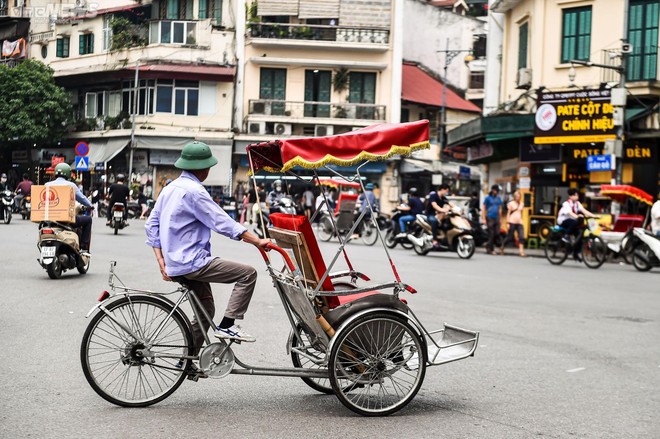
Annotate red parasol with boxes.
[600,184,654,206]
[246,120,430,173]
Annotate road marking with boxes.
[566,367,585,373]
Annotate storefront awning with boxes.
[401,158,435,173]
[448,114,535,147]
[88,138,129,165]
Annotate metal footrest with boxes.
[425,323,479,366]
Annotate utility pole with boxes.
[127,59,139,184]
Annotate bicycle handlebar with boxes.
[258,242,296,272]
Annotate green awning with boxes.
[485,131,533,142]
[447,113,534,147]
[625,107,649,122]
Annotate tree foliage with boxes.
[0,59,72,145]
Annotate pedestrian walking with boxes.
[482,185,502,255]
[500,190,526,256]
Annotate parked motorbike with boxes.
[108,202,128,235]
[630,228,660,272]
[383,208,415,249]
[37,215,91,279]
[1,190,14,224]
[409,207,476,259]
[254,197,296,239]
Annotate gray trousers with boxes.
[183,258,258,352]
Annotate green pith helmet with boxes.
[54,163,72,179]
[175,141,218,170]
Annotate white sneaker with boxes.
[214,324,256,343]
[395,232,407,239]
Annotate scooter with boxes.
[108,202,128,235]
[409,207,476,259]
[630,228,660,272]
[254,197,296,239]
[383,208,415,249]
[37,216,91,279]
[19,195,31,220]
[1,190,13,224]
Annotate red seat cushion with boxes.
[269,213,379,308]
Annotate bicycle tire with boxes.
[544,237,568,265]
[329,312,426,416]
[361,221,379,246]
[317,216,334,242]
[582,235,607,269]
[80,295,193,407]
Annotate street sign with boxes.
[458,166,471,180]
[586,154,615,171]
[94,163,105,172]
[75,156,89,171]
[75,141,89,157]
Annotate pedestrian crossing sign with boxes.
[75,156,89,171]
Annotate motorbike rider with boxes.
[425,184,452,247]
[145,141,271,356]
[106,174,131,226]
[14,173,33,212]
[267,179,286,208]
[352,183,378,238]
[395,187,424,238]
[45,163,93,254]
[557,188,596,260]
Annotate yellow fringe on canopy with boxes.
[601,189,653,206]
[275,141,430,173]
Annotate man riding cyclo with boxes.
[145,142,270,377]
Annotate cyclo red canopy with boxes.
[600,184,654,206]
[246,120,430,173]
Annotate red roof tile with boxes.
[402,62,480,112]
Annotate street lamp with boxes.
[437,39,472,160]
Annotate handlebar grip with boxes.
[259,243,296,272]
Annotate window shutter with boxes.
[89,34,94,53]
[79,34,85,54]
[56,39,63,57]
[518,23,528,69]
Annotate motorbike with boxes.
[1,190,14,224]
[19,195,32,220]
[409,207,476,259]
[108,202,128,235]
[383,208,416,249]
[37,212,91,279]
[630,228,660,272]
[254,197,296,239]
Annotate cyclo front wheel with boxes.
[80,295,193,407]
[329,312,426,416]
[581,235,607,269]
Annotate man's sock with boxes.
[219,317,235,329]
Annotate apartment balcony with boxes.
[29,30,54,43]
[0,57,24,67]
[247,22,389,52]
[248,99,386,123]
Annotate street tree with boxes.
[0,59,72,145]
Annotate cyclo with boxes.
[80,120,479,416]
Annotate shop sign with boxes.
[94,163,105,172]
[586,154,615,171]
[458,166,471,180]
[11,150,28,163]
[149,150,180,165]
[623,142,655,162]
[467,142,493,162]
[519,138,562,163]
[566,145,604,163]
[534,89,616,144]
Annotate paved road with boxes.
[1,217,658,438]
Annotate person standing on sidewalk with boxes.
[500,190,526,257]
[145,141,271,353]
[482,185,502,255]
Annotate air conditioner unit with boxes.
[274,123,292,136]
[252,101,271,115]
[248,121,266,135]
[314,125,333,137]
[516,68,532,89]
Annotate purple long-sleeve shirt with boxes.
[145,171,247,276]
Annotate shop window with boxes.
[561,6,591,63]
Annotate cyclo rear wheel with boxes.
[80,295,193,407]
[581,235,607,269]
[329,312,426,416]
